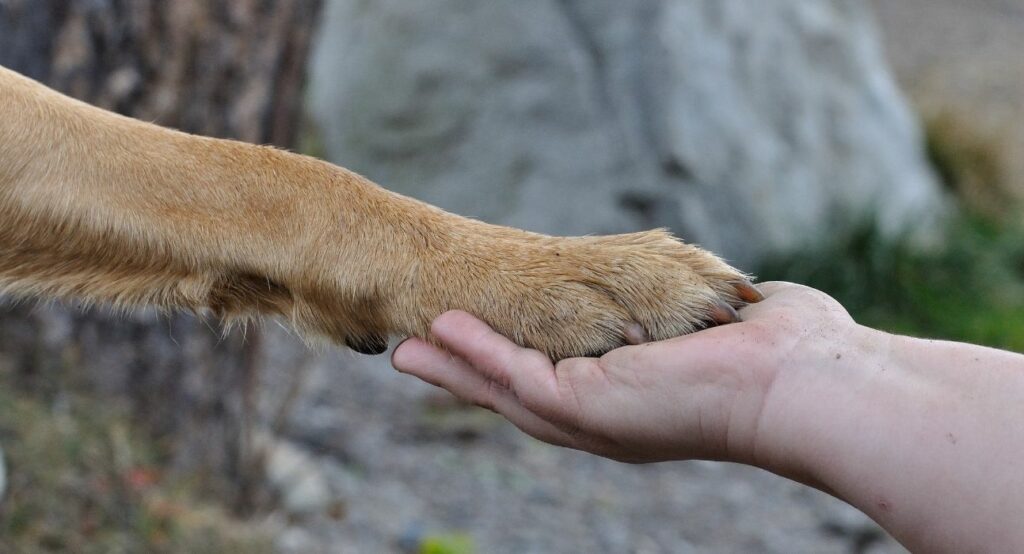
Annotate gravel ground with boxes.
[255,330,905,554]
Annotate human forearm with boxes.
[766,330,1024,552]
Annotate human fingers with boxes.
[392,336,517,411]
[749,281,796,297]
[739,281,850,322]
[392,337,582,447]
[429,311,562,409]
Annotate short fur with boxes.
[0,65,753,360]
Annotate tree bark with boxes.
[0,0,323,512]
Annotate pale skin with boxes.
[392,282,1024,553]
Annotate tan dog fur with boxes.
[0,65,756,360]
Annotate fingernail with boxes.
[346,334,389,355]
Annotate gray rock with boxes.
[258,431,337,517]
[308,0,946,268]
[276,526,320,554]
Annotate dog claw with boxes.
[709,301,741,325]
[733,280,765,303]
[624,322,650,345]
[346,334,389,355]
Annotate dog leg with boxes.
[0,66,759,360]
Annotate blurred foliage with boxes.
[758,218,1024,351]
[419,533,476,554]
[0,372,270,554]
[297,118,328,161]
[760,111,1024,352]
[925,111,1014,220]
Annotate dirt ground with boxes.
[872,0,1024,193]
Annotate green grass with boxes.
[758,218,1024,352]
[760,109,1024,352]
[420,533,476,554]
[0,374,271,554]
[768,102,1024,350]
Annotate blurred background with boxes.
[0,0,1021,552]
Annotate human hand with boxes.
[395,282,1024,553]
[392,282,862,465]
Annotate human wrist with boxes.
[752,326,1002,552]
[777,331,1024,552]
[745,321,898,489]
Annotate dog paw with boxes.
[419,228,761,360]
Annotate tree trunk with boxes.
[0,0,323,512]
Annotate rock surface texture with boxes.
[309,0,945,268]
